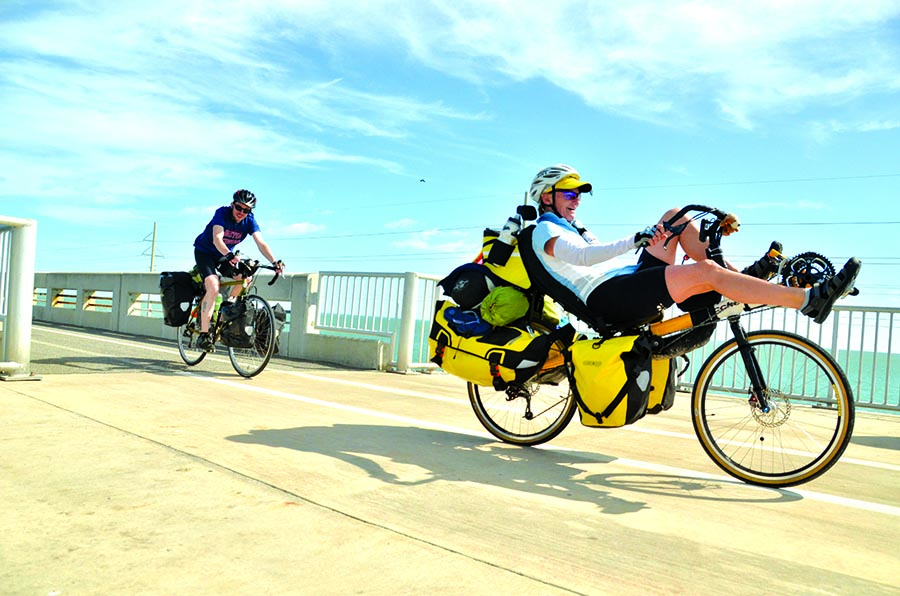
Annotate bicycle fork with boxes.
[728,316,772,413]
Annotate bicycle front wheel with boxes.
[691,330,855,487]
[177,297,207,366]
[228,295,275,378]
[468,332,576,446]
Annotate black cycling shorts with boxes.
[586,264,674,326]
[586,251,721,324]
[194,249,234,280]
[638,251,722,312]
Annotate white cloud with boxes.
[2,0,898,215]
[271,0,900,127]
[809,117,900,143]
[281,222,326,236]
[0,0,485,207]
[385,218,417,229]
[824,119,900,133]
[393,229,470,253]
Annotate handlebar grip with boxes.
[267,261,284,286]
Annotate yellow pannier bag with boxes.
[482,228,531,290]
[569,334,654,427]
[647,357,677,414]
[428,301,551,390]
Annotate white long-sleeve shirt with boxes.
[531,213,638,302]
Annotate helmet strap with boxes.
[545,189,563,218]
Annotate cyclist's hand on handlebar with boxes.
[634,224,666,249]
[273,260,285,275]
[219,251,240,266]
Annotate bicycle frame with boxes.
[648,205,779,413]
[178,256,282,377]
[199,255,280,340]
[463,203,857,486]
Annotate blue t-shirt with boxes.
[193,206,260,257]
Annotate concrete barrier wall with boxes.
[32,271,388,370]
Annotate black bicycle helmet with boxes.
[233,189,257,208]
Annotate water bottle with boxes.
[488,215,521,266]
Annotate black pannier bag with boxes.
[220,300,256,348]
[437,263,499,310]
[160,271,200,327]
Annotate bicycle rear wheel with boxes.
[468,332,576,446]
[177,297,207,366]
[228,295,275,378]
[691,330,854,487]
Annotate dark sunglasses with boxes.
[556,190,580,201]
[233,203,252,214]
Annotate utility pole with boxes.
[143,223,161,272]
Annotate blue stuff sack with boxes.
[444,307,492,337]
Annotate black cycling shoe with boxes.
[801,257,861,324]
[198,332,215,353]
[742,241,784,280]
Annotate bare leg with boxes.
[665,260,805,309]
[200,275,220,333]
[644,207,739,271]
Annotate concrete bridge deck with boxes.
[2,322,899,595]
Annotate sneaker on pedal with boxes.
[801,257,861,324]
[198,332,215,352]
[742,241,784,280]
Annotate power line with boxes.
[594,173,900,191]
[266,221,900,243]
[319,172,900,210]
[743,221,900,226]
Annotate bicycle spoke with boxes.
[228,295,275,377]
[177,297,206,366]
[692,331,854,487]
[468,360,576,446]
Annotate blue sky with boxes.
[2,0,900,307]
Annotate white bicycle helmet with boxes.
[527,164,592,204]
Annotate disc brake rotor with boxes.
[751,390,792,427]
[780,252,835,288]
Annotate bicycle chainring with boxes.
[780,252,835,288]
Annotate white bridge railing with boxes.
[316,271,443,371]
[26,266,900,409]
[668,305,900,412]
[316,271,898,411]
[31,269,444,373]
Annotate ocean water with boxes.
[837,349,900,407]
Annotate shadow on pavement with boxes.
[30,356,190,376]
[852,435,900,451]
[227,424,802,514]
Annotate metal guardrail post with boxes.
[396,272,418,373]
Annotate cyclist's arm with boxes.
[546,233,635,266]
[211,225,233,259]
[251,231,278,265]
